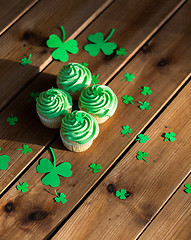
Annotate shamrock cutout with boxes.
[89,163,102,173]
[136,134,149,143]
[184,183,191,194]
[122,95,134,105]
[121,126,132,137]
[84,28,117,56]
[116,189,130,200]
[81,62,88,67]
[47,26,78,62]
[121,73,135,82]
[54,190,67,204]
[139,101,151,110]
[16,145,32,155]
[92,86,103,96]
[91,74,100,84]
[137,151,148,163]
[20,54,32,66]
[0,153,10,170]
[28,92,40,102]
[139,86,152,95]
[163,132,176,142]
[7,113,18,126]
[16,181,29,193]
[36,147,72,187]
[75,112,85,124]
[116,48,127,57]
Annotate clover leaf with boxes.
[139,101,151,110]
[121,125,132,137]
[7,113,18,126]
[28,92,40,102]
[54,190,67,204]
[184,183,191,194]
[47,26,78,62]
[139,86,152,95]
[164,132,176,142]
[122,95,134,105]
[91,74,100,84]
[136,134,149,143]
[84,28,117,56]
[0,153,10,170]
[16,145,32,155]
[36,147,72,187]
[75,112,85,124]
[116,48,127,57]
[16,181,28,193]
[89,163,102,173]
[20,54,32,66]
[121,73,135,82]
[137,151,148,163]
[116,189,130,200]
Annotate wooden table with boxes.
[0,0,190,239]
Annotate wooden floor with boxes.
[0,0,190,239]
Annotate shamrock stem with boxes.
[60,26,65,42]
[164,139,168,142]
[19,181,21,185]
[55,190,59,196]
[121,78,126,81]
[143,157,148,163]
[11,113,13,118]
[104,28,115,42]
[130,101,134,105]
[28,54,31,60]
[49,147,56,167]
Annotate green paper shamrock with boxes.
[121,73,135,82]
[121,126,132,137]
[164,132,176,142]
[122,95,134,105]
[47,26,78,62]
[136,134,149,143]
[91,74,100,84]
[0,154,10,170]
[92,86,103,96]
[137,151,148,163]
[184,183,191,194]
[28,92,40,102]
[7,113,18,126]
[36,147,72,187]
[116,189,130,200]
[84,28,117,56]
[16,181,29,193]
[75,112,85,124]
[54,190,67,204]
[139,86,152,95]
[139,101,151,110]
[89,163,102,173]
[16,145,32,155]
[81,62,88,67]
[20,54,32,66]
[116,48,127,57]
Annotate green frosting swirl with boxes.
[57,63,92,92]
[36,88,72,118]
[79,85,118,118]
[61,110,99,144]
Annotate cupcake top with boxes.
[57,63,92,92]
[36,88,72,118]
[60,110,99,144]
[79,85,118,118]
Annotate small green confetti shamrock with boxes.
[116,48,127,57]
[54,190,67,204]
[36,147,72,187]
[20,54,32,66]
[81,62,88,67]
[91,74,100,84]
[139,101,151,110]
[116,189,130,200]
[184,183,191,194]
[121,126,132,137]
[28,92,40,102]
[136,134,149,143]
[121,73,135,82]
[75,112,85,124]
[137,151,148,163]
[84,28,117,56]
[16,181,29,193]
[163,132,176,142]
[7,113,18,126]
[16,145,32,155]
[139,86,152,95]
[89,163,102,173]
[47,26,78,62]
[92,86,103,96]
[0,154,10,170]
[122,95,134,105]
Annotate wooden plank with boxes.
[0,0,113,111]
[0,0,39,36]
[51,82,191,240]
[0,3,190,239]
[139,176,191,240]
[0,0,185,111]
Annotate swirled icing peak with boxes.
[61,110,99,144]
[36,88,72,118]
[57,63,92,92]
[79,85,118,118]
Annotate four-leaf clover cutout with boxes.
[164,132,176,142]
[139,101,151,110]
[75,112,85,124]
[139,86,152,95]
[116,189,130,200]
[28,92,40,102]
[54,190,67,204]
[122,95,134,105]
[121,73,135,82]
[136,134,149,143]
[91,74,100,84]
[184,183,191,194]
[137,151,148,163]
[89,163,102,173]
[17,181,29,193]
[16,145,32,155]
[121,126,132,137]
[7,113,18,126]
[20,54,32,66]
[116,48,127,57]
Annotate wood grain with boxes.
[51,81,191,240]
[0,0,185,111]
[0,0,113,111]
[139,176,191,240]
[0,2,190,239]
[0,0,39,35]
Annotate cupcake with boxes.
[60,110,99,152]
[57,63,92,100]
[79,85,118,124]
[36,88,72,129]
